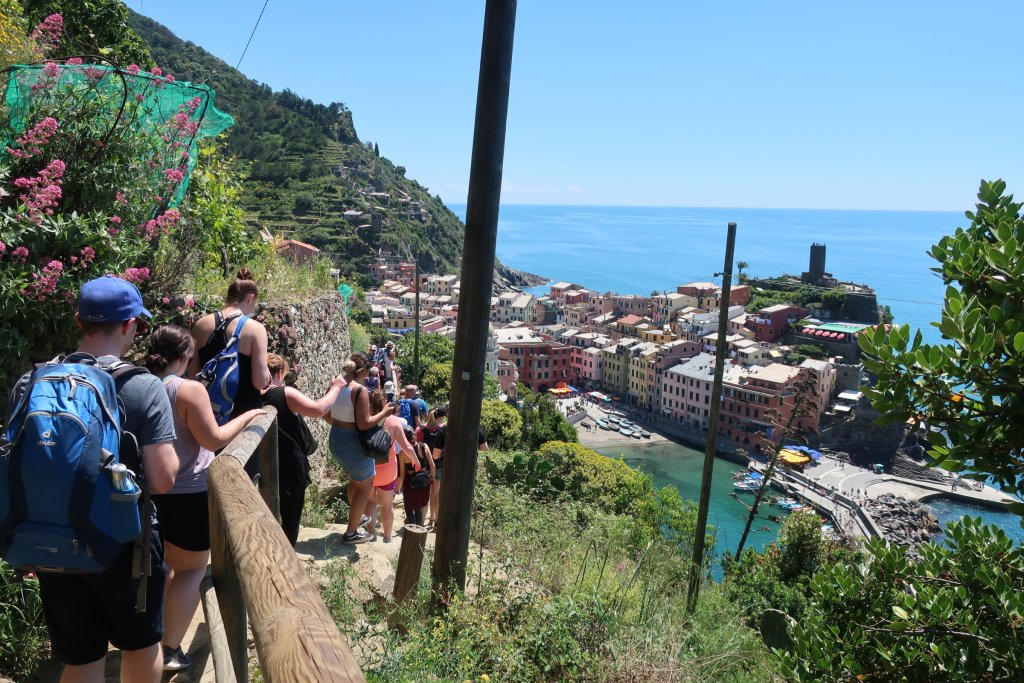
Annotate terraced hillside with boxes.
[128,11,466,277]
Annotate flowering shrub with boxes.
[0,13,232,397]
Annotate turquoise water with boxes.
[594,442,786,569]
[451,203,960,345]
[926,499,1024,546]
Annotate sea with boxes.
[448,203,1023,555]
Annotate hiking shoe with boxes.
[162,645,192,672]
[358,514,371,528]
[341,529,374,544]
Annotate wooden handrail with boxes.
[207,408,365,682]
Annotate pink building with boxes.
[746,304,806,343]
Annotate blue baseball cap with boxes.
[77,275,152,323]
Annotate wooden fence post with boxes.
[258,417,281,524]
[208,486,248,683]
[394,524,428,604]
[200,569,239,683]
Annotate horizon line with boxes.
[443,201,966,214]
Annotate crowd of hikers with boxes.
[0,271,484,681]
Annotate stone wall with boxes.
[257,291,350,479]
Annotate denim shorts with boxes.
[329,427,375,482]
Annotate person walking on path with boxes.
[7,277,180,683]
[326,352,397,544]
[362,393,421,543]
[145,325,265,672]
[400,428,435,526]
[428,423,488,529]
[263,353,346,546]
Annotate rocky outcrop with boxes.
[495,262,548,290]
[256,291,350,479]
[816,397,908,467]
[864,494,941,554]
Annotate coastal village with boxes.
[365,243,874,456]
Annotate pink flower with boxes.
[23,258,64,300]
[0,241,5,254]
[151,67,163,77]
[120,267,151,284]
[162,297,171,305]
[109,215,122,225]
[135,93,144,102]
[8,117,58,158]
[162,168,184,183]
[12,246,29,262]
[185,296,196,308]
[65,57,82,66]
[29,13,62,46]
[70,256,78,264]
[42,62,59,78]
[126,64,140,76]
[164,74,175,83]
[115,191,129,205]
[108,228,119,236]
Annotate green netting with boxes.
[337,283,354,313]
[3,61,233,207]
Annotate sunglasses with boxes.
[132,317,150,338]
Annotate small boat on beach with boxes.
[639,430,651,438]
[607,416,620,426]
[596,418,611,430]
[619,427,633,436]
[619,419,634,429]
[630,429,642,438]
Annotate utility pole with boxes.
[686,221,737,613]
[431,0,517,599]
[414,252,420,383]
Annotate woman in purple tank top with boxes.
[146,326,265,672]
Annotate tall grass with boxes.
[0,560,48,679]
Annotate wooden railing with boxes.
[201,407,366,682]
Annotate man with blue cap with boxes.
[6,275,179,682]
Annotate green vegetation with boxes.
[395,332,454,385]
[0,561,47,679]
[321,447,776,682]
[859,180,1024,512]
[777,517,1024,682]
[517,385,579,451]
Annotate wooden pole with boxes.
[394,524,428,604]
[208,455,365,682]
[200,569,239,683]
[686,221,737,613]
[431,0,518,599]
[208,485,247,683]
[258,417,281,524]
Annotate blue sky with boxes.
[135,1,1023,211]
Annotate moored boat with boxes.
[596,418,610,430]
[640,430,651,438]
[619,427,633,436]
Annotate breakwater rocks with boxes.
[864,494,941,550]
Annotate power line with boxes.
[236,0,270,70]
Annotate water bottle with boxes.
[110,463,130,492]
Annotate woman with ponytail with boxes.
[189,267,272,421]
[145,325,264,672]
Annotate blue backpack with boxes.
[0,355,146,574]
[197,313,248,425]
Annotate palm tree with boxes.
[736,260,749,281]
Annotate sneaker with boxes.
[341,529,374,544]
[162,645,192,672]
[358,514,371,528]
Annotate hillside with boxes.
[128,11,467,279]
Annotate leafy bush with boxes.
[777,517,1024,682]
[0,560,47,679]
[479,399,522,451]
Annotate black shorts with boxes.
[38,528,167,665]
[152,490,210,552]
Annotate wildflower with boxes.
[164,74,175,83]
[79,247,95,268]
[151,67,163,77]
[162,297,171,305]
[162,168,184,183]
[42,62,59,78]
[115,191,129,205]
[135,93,145,102]
[108,228,119,236]
[126,64,140,76]
[12,246,29,262]
[7,117,58,158]
[185,296,196,308]
[480,675,490,683]
[0,241,5,254]
[24,259,64,300]
[187,96,202,113]
[109,215,122,225]
[120,267,151,284]
[66,57,83,66]
[29,13,63,46]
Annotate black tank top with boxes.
[197,311,261,418]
